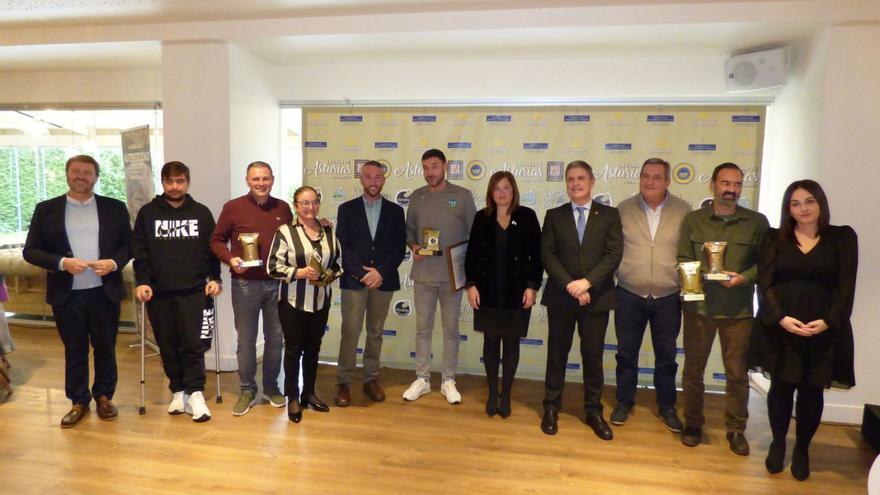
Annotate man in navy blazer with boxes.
[539,160,623,439]
[23,155,132,428]
[333,160,406,406]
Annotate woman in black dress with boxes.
[465,171,542,418]
[756,179,858,481]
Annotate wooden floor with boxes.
[0,325,874,495]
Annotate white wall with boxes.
[271,54,735,102]
[0,68,161,105]
[817,25,880,423]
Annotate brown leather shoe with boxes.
[363,380,386,402]
[334,384,351,407]
[60,403,90,428]
[96,396,118,420]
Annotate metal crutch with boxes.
[139,300,146,415]
[212,295,223,404]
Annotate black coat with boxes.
[464,206,542,309]
[23,194,132,306]
[540,201,623,311]
[335,196,406,291]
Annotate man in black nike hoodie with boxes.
[133,161,222,422]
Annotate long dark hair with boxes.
[779,179,830,244]
[484,171,520,216]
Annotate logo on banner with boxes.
[605,143,632,151]
[467,160,486,180]
[607,112,632,127]
[395,189,412,208]
[523,142,549,151]
[651,138,673,154]
[699,197,714,209]
[447,141,472,150]
[735,139,759,156]
[447,160,464,180]
[521,190,537,206]
[564,114,590,123]
[566,139,588,153]
[332,186,346,203]
[375,141,399,149]
[546,161,564,182]
[672,163,696,184]
[688,144,717,152]
[487,140,509,153]
[692,112,717,127]
[339,115,363,123]
[453,113,473,126]
[732,115,761,124]
[544,190,569,208]
[377,113,398,127]
[486,115,512,124]
[304,141,328,149]
[593,193,613,207]
[394,300,412,318]
[354,159,368,177]
[378,159,392,178]
[305,160,352,178]
[597,163,640,184]
[501,161,543,181]
[412,115,437,124]
[342,138,362,153]
[527,112,549,127]
[647,114,675,124]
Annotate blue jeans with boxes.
[231,278,284,394]
[614,287,681,412]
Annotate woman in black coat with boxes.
[755,179,858,481]
[465,171,542,418]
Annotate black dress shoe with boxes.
[791,444,810,481]
[497,393,511,419]
[485,395,498,417]
[681,426,702,447]
[585,414,613,441]
[288,398,303,423]
[302,393,330,412]
[765,440,785,474]
[726,432,750,456]
[540,408,558,435]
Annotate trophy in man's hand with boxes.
[238,233,263,268]
[417,228,442,256]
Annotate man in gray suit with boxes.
[540,160,623,439]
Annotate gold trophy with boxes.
[308,251,334,287]
[702,241,730,280]
[678,261,705,301]
[238,233,263,268]
[417,228,442,256]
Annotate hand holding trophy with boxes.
[308,251,335,287]
[238,233,263,268]
[417,228,443,256]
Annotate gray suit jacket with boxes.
[540,201,623,311]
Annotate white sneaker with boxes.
[402,378,431,401]
[167,391,185,415]
[440,380,462,405]
[185,391,212,422]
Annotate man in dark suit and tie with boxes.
[540,160,623,439]
[23,155,132,428]
[334,160,406,406]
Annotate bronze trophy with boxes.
[308,251,334,287]
[238,233,263,268]
[678,261,706,301]
[702,241,730,281]
[417,228,443,256]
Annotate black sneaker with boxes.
[610,403,631,426]
[660,408,683,433]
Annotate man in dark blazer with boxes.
[540,160,623,439]
[334,160,406,406]
[23,155,132,428]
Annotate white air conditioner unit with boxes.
[725,47,787,93]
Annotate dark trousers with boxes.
[681,311,752,432]
[614,287,681,411]
[52,287,120,405]
[147,288,208,394]
[543,306,610,415]
[278,302,329,399]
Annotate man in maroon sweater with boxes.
[210,161,293,416]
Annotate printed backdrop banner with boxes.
[303,106,765,390]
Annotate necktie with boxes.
[576,206,586,243]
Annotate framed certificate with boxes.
[445,240,468,292]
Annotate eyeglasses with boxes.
[296,200,321,207]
